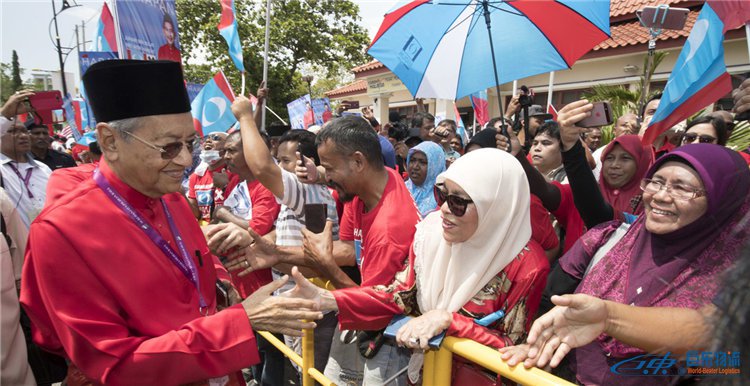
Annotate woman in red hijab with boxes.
[598,135,655,216]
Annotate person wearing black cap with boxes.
[19,60,322,386]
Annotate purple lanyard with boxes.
[8,163,34,198]
[93,170,208,315]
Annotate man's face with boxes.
[585,128,602,150]
[110,113,196,197]
[222,136,251,176]
[276,140,299,173]
[318,139,357,202]
[419,117,435,141]
[643,99,660,125]
[29,127,51,151]
[614,114,638,137]
[163,21,175,45]
[0,123,31,156]
[531,133,562,172]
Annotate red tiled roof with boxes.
[325,80,367,97]
[352,60,384,73]
[610,0,696,18]
[595,9,698,50]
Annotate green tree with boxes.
[11,50,23,92]
[176,0,369,126]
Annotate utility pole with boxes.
[81,21,86,50]
[52,0,69,96]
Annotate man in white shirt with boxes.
[1,93,52,229]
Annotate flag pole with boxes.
[512,80,518,98]
[261,0,271,131]
[546,71,555,111]
[265,105,288,125]
[241,71,246,96]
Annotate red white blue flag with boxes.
[642,3,732,145]
[218,0,245,72]
[453,102,469,145]
[470,90,489,128]
[191,71,237,136]
[91,3,117,52]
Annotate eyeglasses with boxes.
[640,178,705,201]
[122,131,198,160]
[681,133,716,144]
[434,183,473,217]
[205,133,224,142]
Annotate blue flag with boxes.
[218,0,245,72]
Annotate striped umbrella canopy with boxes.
[369,0,611,107]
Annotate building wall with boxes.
[330,37,750,127]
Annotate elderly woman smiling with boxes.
[291,148,550,384]
[502,144,750,386]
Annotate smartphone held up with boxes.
[578,101,613,128]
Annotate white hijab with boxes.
[413,148,532,312]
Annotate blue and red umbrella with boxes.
[369,0,611,106]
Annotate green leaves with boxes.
[176,0,369,125]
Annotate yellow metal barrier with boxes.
[257,330,336,386]
[425,335,576,386]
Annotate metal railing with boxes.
[424,336,576,386]
[258,277,572,385]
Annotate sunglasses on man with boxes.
[434,183,474,217]
[123,131,199,160]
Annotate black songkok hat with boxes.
[82,59,190,122]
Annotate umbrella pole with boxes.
[261,0,271,131]
[481,0,507,136]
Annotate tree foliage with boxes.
[176,0,369,126]
[11,50,23,93]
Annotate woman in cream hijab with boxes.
[289,148,550,383]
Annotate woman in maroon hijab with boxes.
[505,144,750,386]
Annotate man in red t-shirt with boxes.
[302,116,420,384]
[212,131,280,298]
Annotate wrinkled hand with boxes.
[231,95,255,121]
[224,227,282,276]
[505,95,521,118]
[557,100,593,151]
[242,276,323,337]
[733,78,750,117]
[495,119,521,156]
[302,220,335,270]
[295,152,319,184]
[524,294,608,369]
[256,81,268,102]
[394,141,409,159]
[499,344,535,367]
[212,170,229,189]
[396,310,452,351]
[1,90,35,118]
[206,222,252,255]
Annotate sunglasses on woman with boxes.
[434,183,474,217]
[681,133,716,144]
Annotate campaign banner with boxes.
[311,98,334,125]
[79,51,118,77]
[187,82,204,103]
[287,94,313,130]
[115,0,181,63]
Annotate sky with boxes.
[0,0,395,86]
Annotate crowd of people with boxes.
[2,58,750,386]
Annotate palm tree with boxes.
[583,51,668,143]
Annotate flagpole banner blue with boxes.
[311,98,332,126]
[287,95,313,129]
[115,0,181,63]
[79,51,119,76]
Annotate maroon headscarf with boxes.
[598,134,654,215]
[562,144,750,385]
